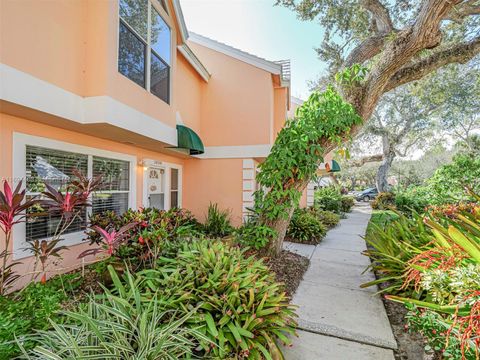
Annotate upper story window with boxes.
[118,0,171,104]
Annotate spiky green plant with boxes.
[202,203,233,238]
[131,240,297,359]
[16,266,205,359]
[361,211,433,294]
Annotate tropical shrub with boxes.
[405,307,470,359]
[314,187,342,213]
[234,222,277,250]
[17,267,202,359]
[0,181,36,294]
[371,192,396,210]
[362,211,432,294]
[426,153,480,205]
[340,196,355,213]
[202,203,233,238]
[287,208,326,244]
[365,198,480,358]
[130,240,297,358]
[87,207,201,245]
[394,186,430,215]
[310,208,340,228]
[86,207,202,268]
[0,273,83,359]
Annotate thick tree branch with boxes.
[347,0,461,122]
[384,37,480,92]
[344,0,395,67]
[361,0,394,33]
[349,154,384,167]
[344,33,391,67]
[447,0,480,23]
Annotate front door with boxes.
[147,166,165,209]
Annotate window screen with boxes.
[25,146,88,241]
[92,156,130,215]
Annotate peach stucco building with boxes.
[0,0,296,274]
[1,0,340,282]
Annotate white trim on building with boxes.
[0,64,178,146]
[242,159,256,222]
[195,144,272,159]
[306,181,315,207]
[12,132,137,259]
[177,44,211,82]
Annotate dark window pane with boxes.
[151,7,171,64]
[151,53,169,103]
[170,168,178,190]
[119,0,148,40]
[170,191,178,208]
[92,157,130,191]
[119,22,146,88]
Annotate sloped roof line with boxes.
[188,32,286,75]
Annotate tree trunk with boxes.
[376,151,395,192]
[350,176,357,190]
[264,178,310,256]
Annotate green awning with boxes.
[328,160,341,173]
[176,125,204,155]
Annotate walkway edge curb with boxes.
[297,318,398,350]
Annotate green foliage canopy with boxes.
[254,79,363,222]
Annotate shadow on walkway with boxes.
[282,204,396,360]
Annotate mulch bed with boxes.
[381,292,437,360]
[263,250,310,297]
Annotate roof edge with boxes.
[171,0,189,43]
[177,44,211,82]
[188,32,283,75]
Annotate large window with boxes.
[25,146,131,242]
[118,0,171,104]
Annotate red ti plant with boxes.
[78,223,136,258]
[0,181,37,295]
[27,171,103,282]
[28,239,68,284]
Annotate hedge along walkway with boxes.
[282,203,397,359]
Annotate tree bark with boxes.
[376,151,395,192]
[264,178,309,256]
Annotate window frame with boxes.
[12,132,137,260]
[117,0,173,104]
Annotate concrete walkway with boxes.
[282,204,397,359]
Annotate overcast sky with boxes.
[180,0,327,100]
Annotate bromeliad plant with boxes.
[286,208,326,245]
[125,239,297,359]
[0,181,36,295]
